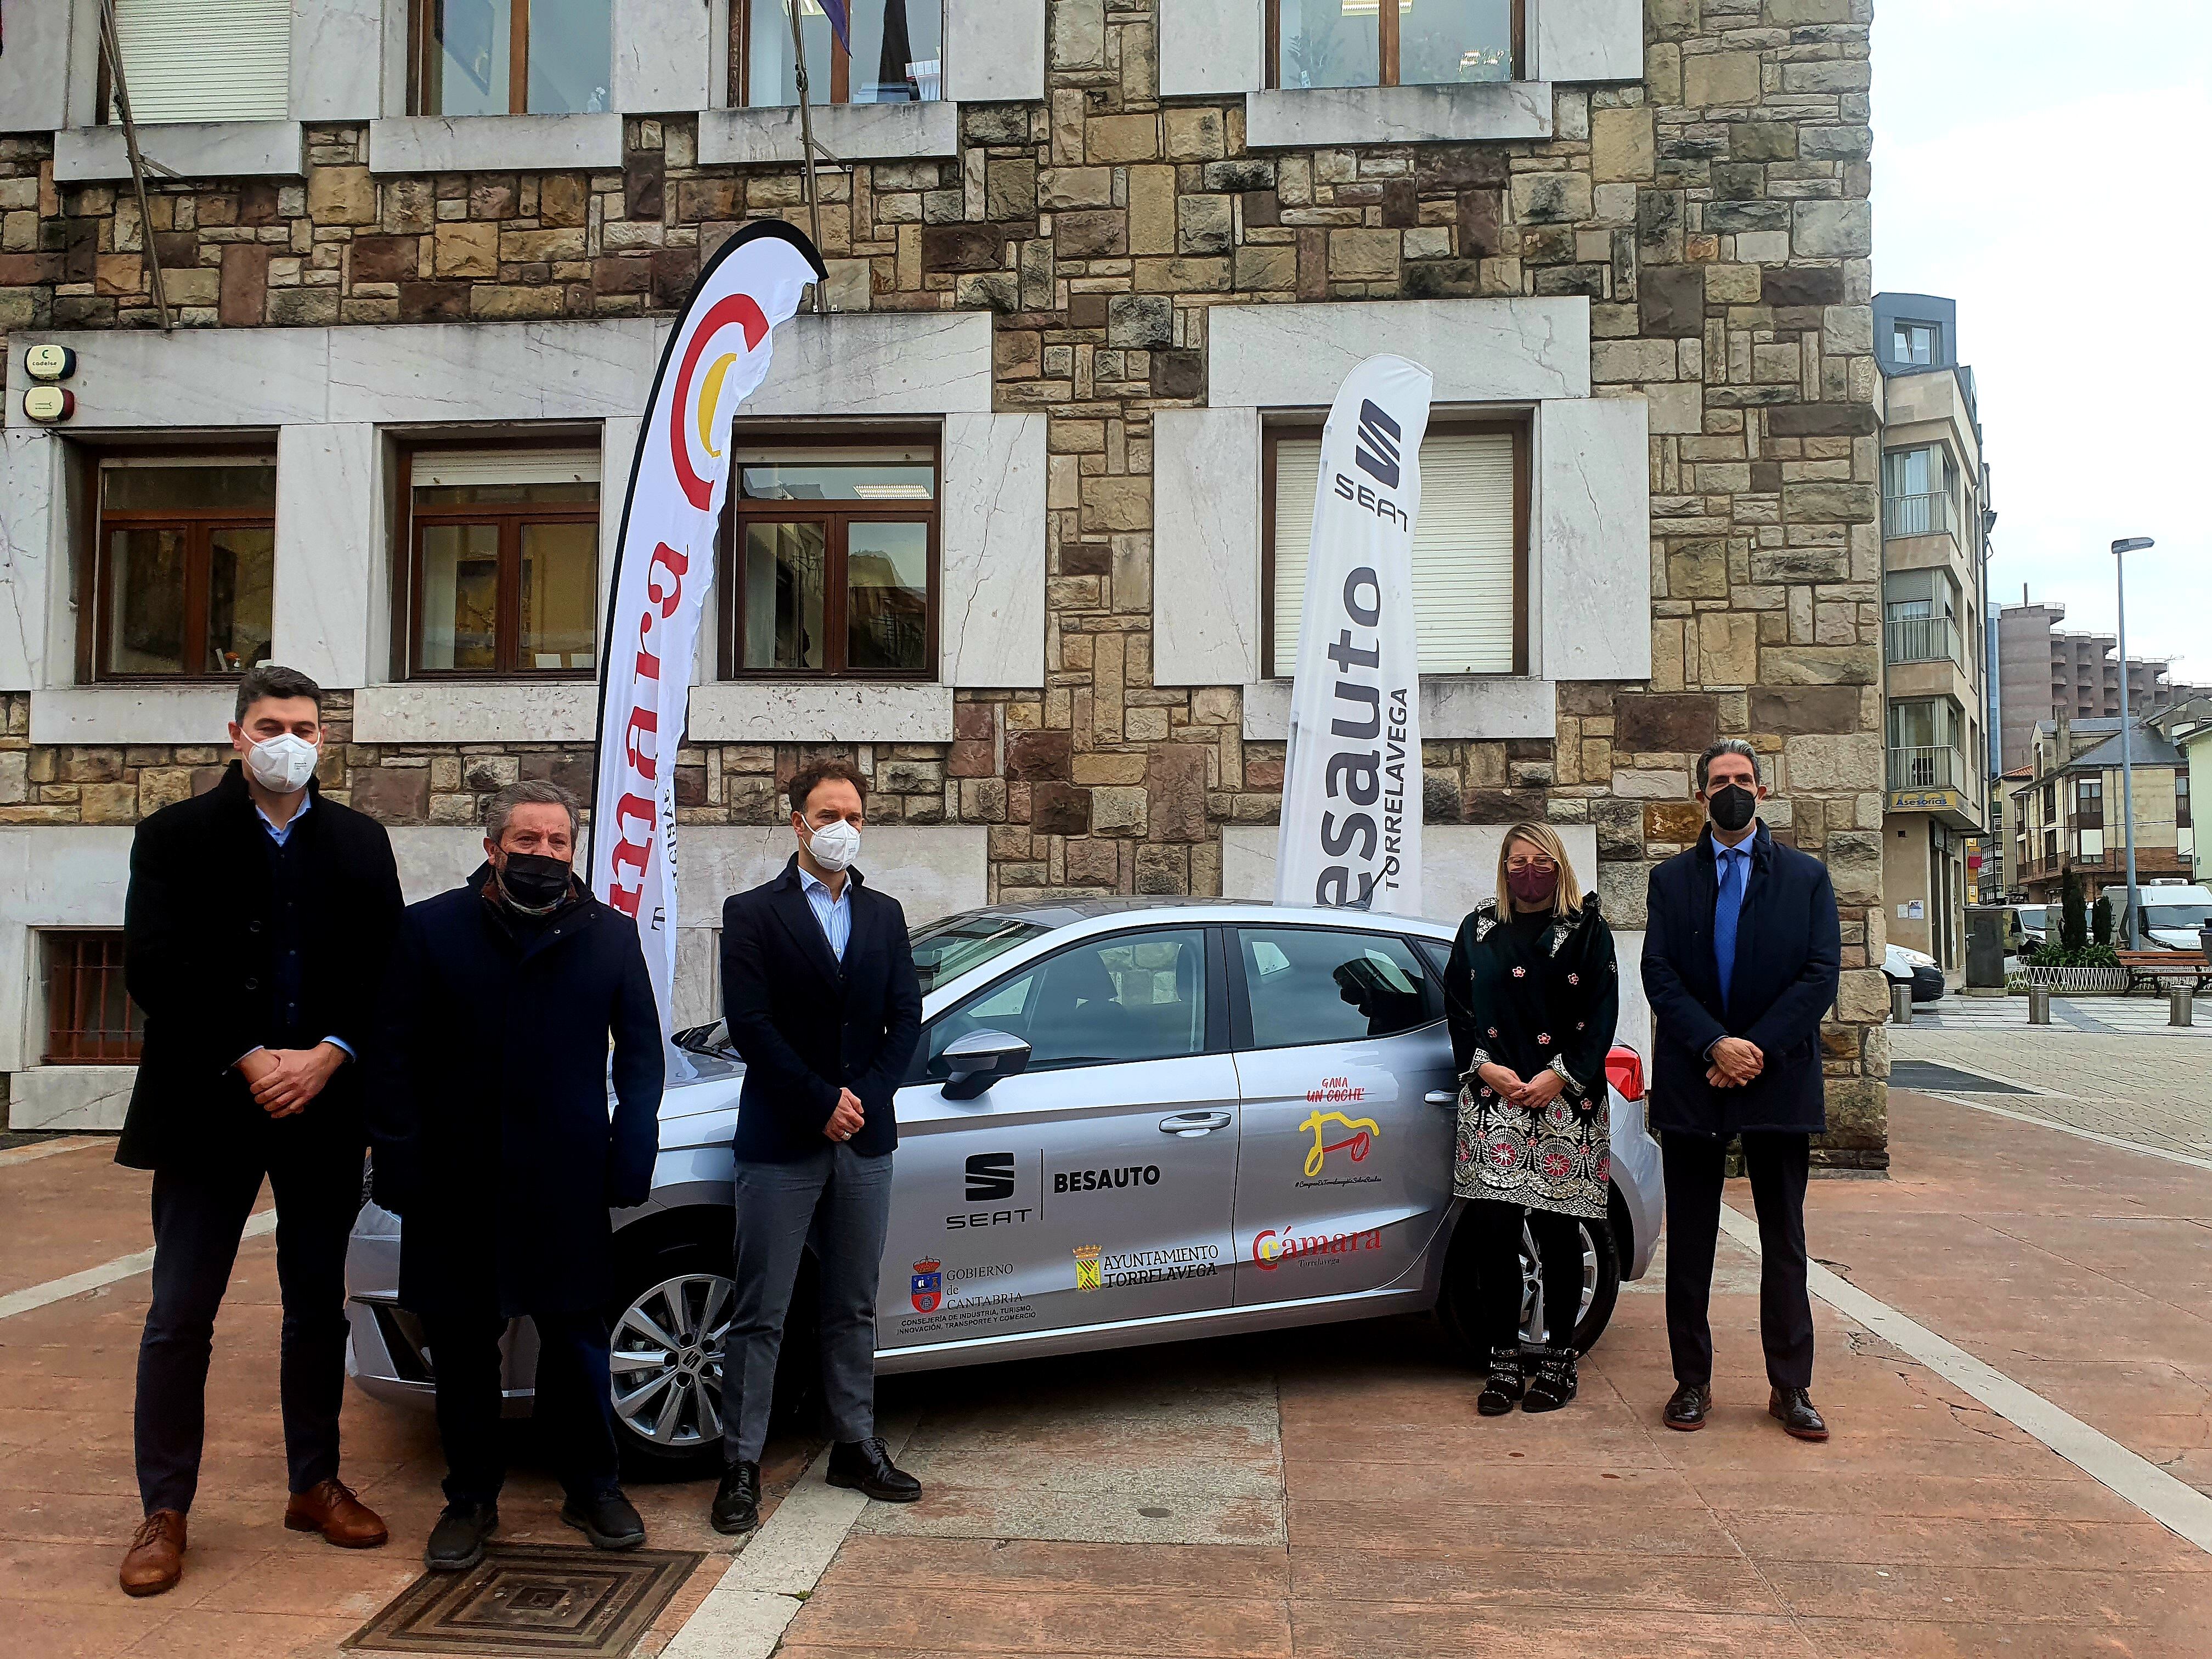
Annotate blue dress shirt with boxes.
[798,864,853,963]
[247,793,352,1062]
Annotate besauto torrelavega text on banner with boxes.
[1274,354,1434,919]
[590,222,827,1026]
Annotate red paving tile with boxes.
[0,1143,159,1298]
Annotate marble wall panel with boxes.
[0,430,58,693]
[685,682,955,743]
[293,0,386,121]
[1532,0,1645,84]
[698,101,958,166]
[1158,0,1265,97]
[1246,82,1551,151]
[274,423,381,690]
[29,686,241,746]
[55,122,305,183]
[353,682,599,743]
[1209,298,1591,409]
[1537,395,1652,683]
[1241,675,1557,742]
[941,411,1048,689]
[366,114,626,174]
[1152,407,1261,688]
[944,0,1049,103]
[615,0,714,114]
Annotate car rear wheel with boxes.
[1438,1200,1622,1358]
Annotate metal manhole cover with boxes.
[344,1544,704,1656]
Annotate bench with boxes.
[2115,951,2212,996]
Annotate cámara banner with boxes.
[590,220,825,1029]
[1274,354,1434,918]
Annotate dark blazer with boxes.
[720,855,922,1163]
[119,764,403,1172]
[1641,821,1842,1137]
[366,867,663,1318]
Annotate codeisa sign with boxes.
[590,222,826,1028]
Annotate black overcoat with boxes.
[720,856,922,1163]
[1640,821,1842,1137]
[366,867,663,1318]
[119,764,403,1172]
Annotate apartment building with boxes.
[1873,291,1988,969]
[2006,717,2192,904]
[2152,694,2212,885]
[1996,596,2202,774]
[0,2,1891,1163]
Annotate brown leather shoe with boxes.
[284,1479,390,1548]
[119,1510,187,1597]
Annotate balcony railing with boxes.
[1883,491,1952,538]
[1887,744,1961,792]
[1884,614,1962,668]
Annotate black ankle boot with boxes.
[1522,1345,1579,1413]
[1477,1345,1526,1416]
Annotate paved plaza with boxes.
[4,1016,2210,1658]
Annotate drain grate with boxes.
[345,1544,704,1656]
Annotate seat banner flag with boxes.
[1274,354,1434,918]
[591,221,826,1029]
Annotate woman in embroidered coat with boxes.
[1442,822,1620,1414]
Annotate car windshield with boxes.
[910,912,1051,994]
[2016,907,2046,928]
[2142,905,2212,929]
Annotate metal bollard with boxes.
[2171,988,2193,1028]
[2028,985,2052,1025]
[1891,982,1914,1025]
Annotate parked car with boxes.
[346,900,1665,1478]
[2098,883,2212,951]
[1884,942,1945,1002]
[2012,904,2048,954]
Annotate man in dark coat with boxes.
[117,665,403,1598]
[708,759,923,1536]
[1642,738,1842,1442]
[368,780,662,1572]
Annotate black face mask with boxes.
[498,851,573,913]
[1706,783,1758,834]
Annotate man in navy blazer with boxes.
[1642,740,1841,1442]
[709,758,924,1535]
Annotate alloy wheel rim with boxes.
[1518,1220,1599,1345]
[610,1272,733,1447]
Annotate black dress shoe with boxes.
[424,1502,498,1572]
[1663,1383,1711,1431]
[825,1436,921,1503]
[1769,1386,1829,1441]
[560,1489,646,1550]
[711,1460,761,1536]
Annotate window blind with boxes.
[413,452,602,488]
[1271,430,1519,678]
[112,0,292,125]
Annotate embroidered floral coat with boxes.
[1442,894,1620,1221]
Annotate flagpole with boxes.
[788,1,828,313]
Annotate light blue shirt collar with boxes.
[797,864,853,962]
[256,792,312,848]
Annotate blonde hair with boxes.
[1496,822,1583,920]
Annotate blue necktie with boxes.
[1714,847,1746,1011]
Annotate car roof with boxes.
[936,897,1460,939]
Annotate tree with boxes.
[2092,894,2114,946]
[2061,865,2090,953]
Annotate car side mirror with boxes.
[941,1029,1032,1101]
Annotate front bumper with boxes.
[345,1199,539,1414]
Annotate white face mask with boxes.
[806,818,861,873]
[244,732,320,794]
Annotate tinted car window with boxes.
[1238,928,1432,1049]
[926,928,1210,1076]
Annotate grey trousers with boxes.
[721,1141,893,1465]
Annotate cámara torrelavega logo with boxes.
[1252,1225,1384,1270]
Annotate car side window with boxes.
[926,928,1210,1077]
[1237,928,1433,1049]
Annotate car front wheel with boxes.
[1437,1201,1622,1358]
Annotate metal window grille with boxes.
[43,932,144,1064]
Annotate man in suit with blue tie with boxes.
[1642,740,1841,1441]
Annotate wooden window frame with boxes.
[1260,416,1528,683]
[2073,776,2103,830]
[91,457,278,684]
[42,931,143,1065]
[408,0,549,116]
[1265,0,1524,91]
[400,448,602,680]
[718,432,941,682]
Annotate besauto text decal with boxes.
[1053,1164,1162,1194]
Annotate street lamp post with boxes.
[2113,537,2156,949]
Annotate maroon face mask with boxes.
[1506,863,1558,908]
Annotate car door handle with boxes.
[1159,1111,1232,1137]
[1425,1090,1457,1107]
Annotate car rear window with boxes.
[910,912,1050,994]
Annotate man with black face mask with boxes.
[1642,740,1841,1443]
[368,781,662,1571]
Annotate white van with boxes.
[2099,883,2212,950]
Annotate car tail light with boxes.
[1605,1046,1644,1102]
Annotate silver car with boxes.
[346,900,1663,1478]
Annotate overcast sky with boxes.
[1871,1,2212,682]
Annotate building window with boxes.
[738,1,945,106]
[1891,319,1939,366]
[2043,826,2058,865]
[2073,777,2103,828]
[402,450,601,676]
[1265,421,1526,679]
[43,933,143,1065]
[720,439,938,678]
[2180,771,2192,830]
[410,0,613,116]
[103,0,292,124]
[93,458,276,681]
[1268,0,1522,90]
[1882,444,1954,538]
[2042,780,2057,818]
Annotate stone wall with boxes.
[0,1,1889,1164]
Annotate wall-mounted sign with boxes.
[1898,900,1925,921]
[22,386,74,423]
[1888,787,1963,814]
[23,344,76,382]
